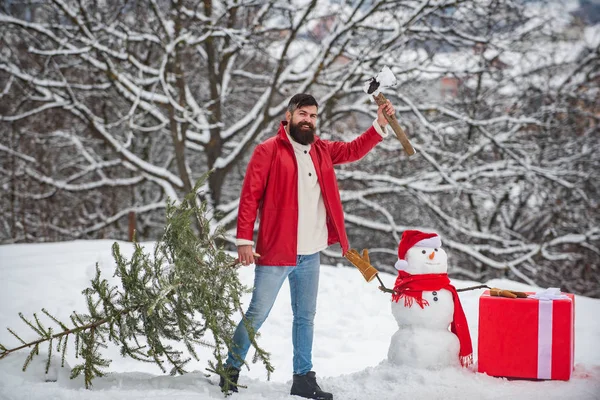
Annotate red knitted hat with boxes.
[395,230,442,270]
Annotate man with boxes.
[220,93,394,399]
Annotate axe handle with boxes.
[373,93,416,156]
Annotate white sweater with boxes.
[236,119,389,254]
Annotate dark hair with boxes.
[287,93,319,113]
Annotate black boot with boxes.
[290,371,333,399]
[218,365,240,394]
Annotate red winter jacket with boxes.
[236,121,383,266]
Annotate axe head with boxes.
[363,66,397,95]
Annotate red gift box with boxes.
[478,290,575,380]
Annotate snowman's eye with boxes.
[434,248,438,252]
[422,250,426,254]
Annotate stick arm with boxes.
[375,274,396,294]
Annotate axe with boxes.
[364,67,416,156]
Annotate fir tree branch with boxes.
[0,307,137,360]
[45,332,53,374]
[60,334,68,367]
[22,344,39,371]
[18,313,45,337]
[6,328,27,347]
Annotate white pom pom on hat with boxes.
[395,230,442,270]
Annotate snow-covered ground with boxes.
[0,240,599,400]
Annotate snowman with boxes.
[387,230,473,368]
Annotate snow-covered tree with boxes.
[1,0,598,296]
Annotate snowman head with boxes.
[394,230,448,274]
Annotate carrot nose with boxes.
[428,251,435,260]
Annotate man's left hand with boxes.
[377,100,395,128]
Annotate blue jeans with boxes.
[226,253,320,375]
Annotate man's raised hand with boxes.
[376,100,395,128]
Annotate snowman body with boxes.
[388,245,460,368]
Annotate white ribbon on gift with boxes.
[528,287,570,301]
[528,288,571,379]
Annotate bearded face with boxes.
[289,118,316,145]
[287,105,317,145]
